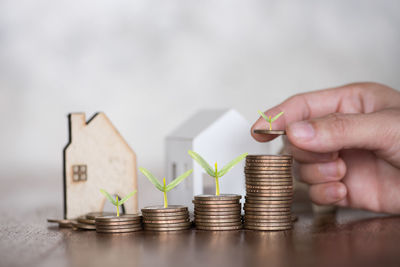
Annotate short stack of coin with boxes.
[244,155,293,231]
[95,214,142,233]
[141,205,191,231]
[193,194,242,231]
[47,212,115,230]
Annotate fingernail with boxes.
[325,184,346,201]
[289,121,315,141]
[318,162,340,178]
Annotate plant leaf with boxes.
[217,152,248,177]
[165,169,193,192]
[258,110,270,122]
[270,111,284,122]
[139,167,164,191]
[118,190,137,205]
[188,150,215,177]
[100,189,117,206]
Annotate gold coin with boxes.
[58,222,73,228]
[194,218,242,223]
[246,184,293,190]
[246,181,292,187]
[194,203,241,209]
[246,180,292,185]
[244,221,292,227]
[194,214,241,219]
[141,205,188,213]
[253,129,286,135]
[192,200,239,205]
[95,214,141,222]
[244,214,292,220]
[194,194,242,201]
[244,207,291,213]
[95,220,142,226]
[195,225,242,231]
[142,215,188,221]
[246,158,292,162]
[245,200,292,206]
[96,227,142,233]
[246,174,293,182]
[96,224,142,230]
[144,226,191,231]
[244,173,292,178]
[71,222,96,230]
[245,195,293,200]
[77,216,95,225]
[86,212,115,220]
[194,210,240,216]
[244,166,291,172]
[142,211,189,220]
[247,154,292,159]
[246,191,293,196]
[244,203,291,209]
[143,219,190,224]
[246,178,293,183]
[246,162,292,166]
[144,221,192,227]
[244,224,292,231]
[245,194,292,199]
[47,218,71,224]
[195,221,242,227]
[194,207,241,213]
[244,211,291,216]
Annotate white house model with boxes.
[165,109,270,208]
[63,112,138,219]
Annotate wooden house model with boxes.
[63,112,138,219]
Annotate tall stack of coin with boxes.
[141,205,191,231]
[193,194,242,231]
[95,214,142,233]
[244,155,293,231]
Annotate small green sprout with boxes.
[139,167,193,208]
[258,111,284,130]
[99,189,137,217]
[188,150,248,196]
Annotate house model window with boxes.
[72,165,87,182]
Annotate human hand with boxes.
[251,82,400,214]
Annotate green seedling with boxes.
[188,150,248,196]
[258,111,284,130]
[99,189,137,217]
[139,167,193,208]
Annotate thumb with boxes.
[286,109,400,161]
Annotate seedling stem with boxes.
[188,151,248,196]
[116,196,120,217]
[139,167,193,209]
[99,189,137,217]
[163,178,168,208]
[215,162,220,196]
[258,111,284,131]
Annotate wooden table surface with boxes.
[1,171,400,267]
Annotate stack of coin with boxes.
[193,194,242,231]
[95,214,142,233]
[141,205,191,231]
[244,155,293,231]
[73,211,118,230]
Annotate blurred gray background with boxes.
[0,0,399,210]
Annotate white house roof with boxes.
[167,109,232,139]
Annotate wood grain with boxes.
[0,172,399,267]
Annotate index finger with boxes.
[251,82,400,142]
